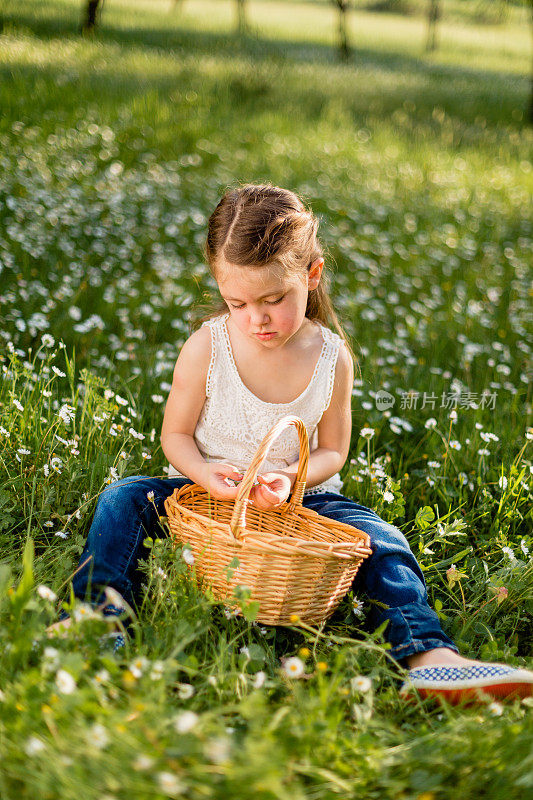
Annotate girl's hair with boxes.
[193,182,357,367]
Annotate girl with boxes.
[48,183,532,704]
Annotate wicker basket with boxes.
[164,415,372,625]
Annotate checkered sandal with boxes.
[112,633,126,653]
[400,663,533,704]
[98,628,127,653]
[98,604,127,654]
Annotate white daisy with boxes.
[58,404,75,424]
[55,669,76,695]
[253,671,266,688]
[281,656,305,679]
[129,656,149,679]
[37,585,57,602]
[350,675,372,693]
[177,682,195,700]
[25,736,46,756]
[41,334,55,348]
[88,723,109,749]
[73,603,100,622]
[133,754,155,771]
[352,598,365,618]
[205,736,231,765]
[173,710,199,734]
[150,661,165,681]
[157,771,187,797]
[43,646,60,661]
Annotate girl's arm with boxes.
[161,327,212,486]
[273,342,354,490]
[161,330,248,500]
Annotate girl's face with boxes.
[217,259,323,349]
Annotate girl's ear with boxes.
[307,258,324,290]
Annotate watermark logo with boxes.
[375,390,395,411]
[374,389,498,412]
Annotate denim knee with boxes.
[99,474,152,502]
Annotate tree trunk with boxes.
[529,2,533,124]
[335,0,350,60]
[82,0,103,33]
[426,0,441,53]
[236,0,247,34]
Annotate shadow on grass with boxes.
[0,2,529,133]
[0,56,526,163]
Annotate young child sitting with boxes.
[48,183,533,704]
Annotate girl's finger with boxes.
[258,481,273,493]
[260,486,279,502]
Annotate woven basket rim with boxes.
[165,484,372,561]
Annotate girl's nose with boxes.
[250,308,270,326]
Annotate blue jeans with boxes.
[63,476,457,664]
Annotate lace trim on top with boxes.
[170,312,345,495]
[208,313,338,413]
[217,313,327,407]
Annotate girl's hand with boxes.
[248,472,292,511]
[199,463,244,501]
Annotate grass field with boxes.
[0,1,532,798]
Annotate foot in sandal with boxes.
[400,647,533,704]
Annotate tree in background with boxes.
[81,0,104,32]
[426,0,441,51]
[236,0,247,34]
[334,0,352,59]
[529,0,533,125]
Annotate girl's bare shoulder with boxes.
[174,324,212,380]
[162,325,213,440]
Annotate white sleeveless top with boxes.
[167,312,344,496]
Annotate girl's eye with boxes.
[230,296,284,310]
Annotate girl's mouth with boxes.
[256,332,276,340]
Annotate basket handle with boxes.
[229,415,309,540]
